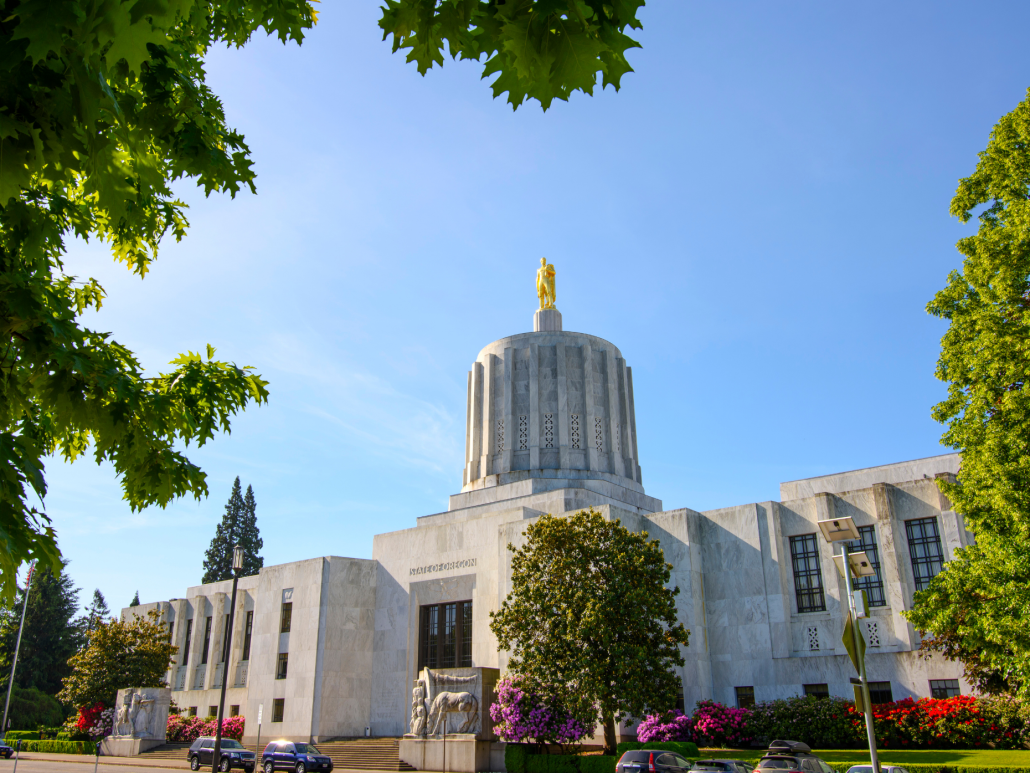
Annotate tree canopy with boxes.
[202,476,263,583]
[906,88,1030,697]
[84,589,111,634]
[0,0,646,603]
[490,509,690,754]
[58,609,176,709]
[0,561,83,696]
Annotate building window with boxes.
[276,653,289,680]
[868,681,893,704]
[208,706,218,718]
[906,517,944,591]
[188,707,197,717]
[271,699,285,723]
[735,686,755,709]
[167,622,174,644]
[419,601,473,671]
[790,534,826,613]
[242,611,253,661]
[220,614,230,663]
[847,525,886,607]
[804,683,829,700]
[280,602,292,633]
[200,616,212,665]
[182,619,193,666]
[230,705,239,717]
[930,679,961,699]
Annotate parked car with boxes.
[188,737,256,772]
[262,741,334,773]
[617,750,693,773]
[692,760,755,773]
[756,740,835,773]
[846,766,910,773]
[0,742,13,759]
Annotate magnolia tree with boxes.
[490,676,589,752]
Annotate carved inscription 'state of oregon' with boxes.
[410,558,477,576]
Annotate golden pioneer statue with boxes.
[536,258,556,310]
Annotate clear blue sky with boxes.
[47,1,1030,611]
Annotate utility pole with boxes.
[2,562,36,739]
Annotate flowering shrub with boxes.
[167,715,245,743]
[637,695,1030,750]
[637,711,692,742]
[74,703,114,741]
[490,677,589,750]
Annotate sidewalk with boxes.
[14,753,187,769]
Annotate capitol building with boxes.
[126,278,969,761]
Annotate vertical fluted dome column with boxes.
[461,319,645,495]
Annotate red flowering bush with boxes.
[167,715,245,743]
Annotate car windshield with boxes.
[220,740,243,750]
[759,760,798,770]
[295,743,321,754]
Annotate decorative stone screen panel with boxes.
[544,414,554,448]
[807,625,820,651]
[865,620,881,647]
[594,417,603,452]
[518,415,528,450]
[570,414,581,449]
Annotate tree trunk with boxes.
[603,713,617,756]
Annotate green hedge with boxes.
[616,741,701,759]
[505,744,620,773]
[4,731,39,741]
[579,756,618,773]
[507,744,530,773]
[527,755,581,773]
[19,740,93,754]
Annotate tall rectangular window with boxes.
[735,686,755,709]
[167,622,174,644]
[208,705,218,718]
[906,517,944,591]
[271,699,285,723]
[868,681,893,705]
[419,601,472,671]
[242,611,253,661]
[182,619,193,666]
[220,614,230,662]
[230,705,240,717]
[188,707,197,717]
[460,601,473,667]
[790,534,826,613]
[847,525,886,607]
[803,683,829,700]
[930,679,961,699]
[280,602,292,633]
[201,616,212,665]
[276,653,289,680]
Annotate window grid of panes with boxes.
[930,679,961,699]
[790,534,826,613]
[276,653,288,680]
[868,681,893,704]
[419,601,473,671]
[905,517,944,591]
[735,686,755,708]
[847,525,886,607]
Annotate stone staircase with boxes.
[137,739,415,771]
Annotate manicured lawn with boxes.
[698,749,1030,767]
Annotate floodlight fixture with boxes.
[833,550,876,579]
[817,516,861,543]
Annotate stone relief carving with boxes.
[111,687,170,740]
[408,668,481,737]
[410,679,428,737]
[428,690,479,734]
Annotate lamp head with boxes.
[817,515,860,543]
[233,545,244,573]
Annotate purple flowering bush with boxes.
[636,710,692,742]
[490,676,589,751]
[638,702,751,747]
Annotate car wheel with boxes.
[265,762,275,773]
[221,758,232,772]
[191,756,201,771]
[297,764,306,773]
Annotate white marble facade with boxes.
[125,310,970,745]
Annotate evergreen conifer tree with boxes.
[130,591,140,607]
[84,590,110,633]
[202,477,264,583]
[0,562,83,696]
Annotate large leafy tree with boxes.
[490,509,690,755]
[0,0,646,603]
[905,88,1030,697]
[202,476,263,583]
[0,561,83,696]
[58,609,176,709]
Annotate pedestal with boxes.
[399,736,500,773]
[533,308,562,332]
[100,737,164,756]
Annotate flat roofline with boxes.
[780,452,959,486]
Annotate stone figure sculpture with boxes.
[132,692,156,737]
[536,258,556,310]
[115,694,133,736]
[428,690,480,735]
[410,679,428,736]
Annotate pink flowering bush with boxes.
[167,715,245,743]
[687,701,752,747]
[490,676,589,751]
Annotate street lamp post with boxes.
[2,562,36,739]
[817,516,880,773]
[213,545,244,773]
